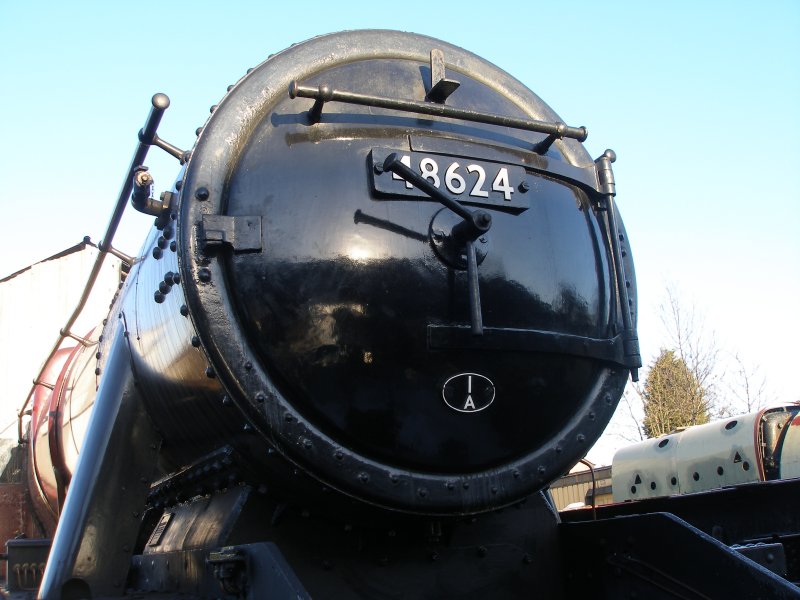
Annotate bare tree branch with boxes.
[620,386,645,442]
[606,284,776,450]
[728,352,770,413]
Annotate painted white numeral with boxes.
[467,164,489,197]
[390,155,516,201]
[492,167,514,201]
[445,162,466,194]
[419,158,440,188]
[391,154,414,188]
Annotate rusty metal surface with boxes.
[0,482,40,580]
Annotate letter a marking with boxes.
[463,375,475,410]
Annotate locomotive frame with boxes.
[3,30,799,599]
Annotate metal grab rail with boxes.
[16,94,172,444]
[288,81,588,144]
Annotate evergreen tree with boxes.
[641,349,710,438]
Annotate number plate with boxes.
[370,148,529,211]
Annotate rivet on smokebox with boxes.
[198,268,211,283]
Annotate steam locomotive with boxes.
[5,30,799,599]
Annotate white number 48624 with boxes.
[392,155,515,201]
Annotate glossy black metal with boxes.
[563,477,800,586]
[38,326,162,598]
[383,152,491,334]
[15,94,173,443]
[105,93,170,252]
[464,240,483,335]
[383,152,491,226]
[150,133,186,161]
[428,325,641,368]
[595,149,641,380]
[178,30,633,515]
[130,166,154,213]
[132,484,565,599]
[27,30,655,598]
[288,82,588,143]
[561,512,800,598]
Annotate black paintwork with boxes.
[49,31,796,600]
[178,30,634,514]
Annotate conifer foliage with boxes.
[641,348,710,438]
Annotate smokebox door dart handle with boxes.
[464,239,483,335]
[382,153,490,335]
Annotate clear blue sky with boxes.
[1,1,798,463]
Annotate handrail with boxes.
[16,94,172,444]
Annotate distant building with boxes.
[550,461,613,511]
